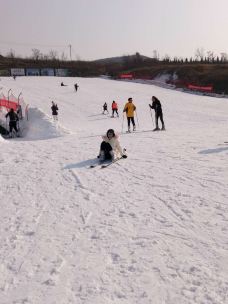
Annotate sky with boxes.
[1,0,228,61]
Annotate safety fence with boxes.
[0,90,29,137]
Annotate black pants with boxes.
[127,117,135,128]
[155,112,164,128]
[9,121,18,133]
[112,109,119,116]
[100,141,113,160]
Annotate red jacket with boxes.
[112,102,118,110]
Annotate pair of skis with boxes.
[89,156,124,169]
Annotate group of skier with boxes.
[98,95,165,162]
[103,101,119,117]
[102,96,165,132]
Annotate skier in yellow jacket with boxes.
[123,97,136,132]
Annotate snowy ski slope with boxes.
[0,76,228,304]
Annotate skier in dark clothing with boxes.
[102,102,109,114]
[149,96,165,131]
[74,83,79,91]
[5,108,19,137]
[51,101,58,121]
[61,82,66,86]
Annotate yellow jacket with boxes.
[123,102,136,117]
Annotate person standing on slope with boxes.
[97,129,127,161]
[102,102,109,114]
[123,97,136,132]
[5,108,19,137]
[51,101,59,121]
[111,100,119,117]
[74,83,79,92]
[149,96,165,131]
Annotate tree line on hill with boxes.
[1,48,228,93]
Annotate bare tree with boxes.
[6,48,15,58]
[49,49,58,60]
[61,52,67,61]
[207,51,216,62]
[31,48,42,60]
[135,52,142,64]
[163,54,170,62]
[195,47,205,61]
[220,52,228,62]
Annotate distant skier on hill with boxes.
[74,83,79,92]
[5,108,19,137]
[149,96,165,131]
[111,101,119,117]
[51,101,58,121]
[102,102,109,114]
[123,97,136,132]
[97,129,127,161]
[61,82,67,86]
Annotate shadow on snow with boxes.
[198,147,228,154]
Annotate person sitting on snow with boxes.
[97,129,127,161]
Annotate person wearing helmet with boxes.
[123,97,136,132]
[98,129,127,161]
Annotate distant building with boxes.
[55,69,68,77]
[26,68,40,76]
[11,68,25,76]
[41,68,55,76]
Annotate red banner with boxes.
[187,84,213,92]
[0,99,18,110]
[120,74,133,79]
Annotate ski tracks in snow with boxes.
[57,133,228,303]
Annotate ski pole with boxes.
[149,107,154,126]
[135,110,140,128]
[121,113,125,133]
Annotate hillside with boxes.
[1,54,228,92]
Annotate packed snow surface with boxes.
[0,77,228,304]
